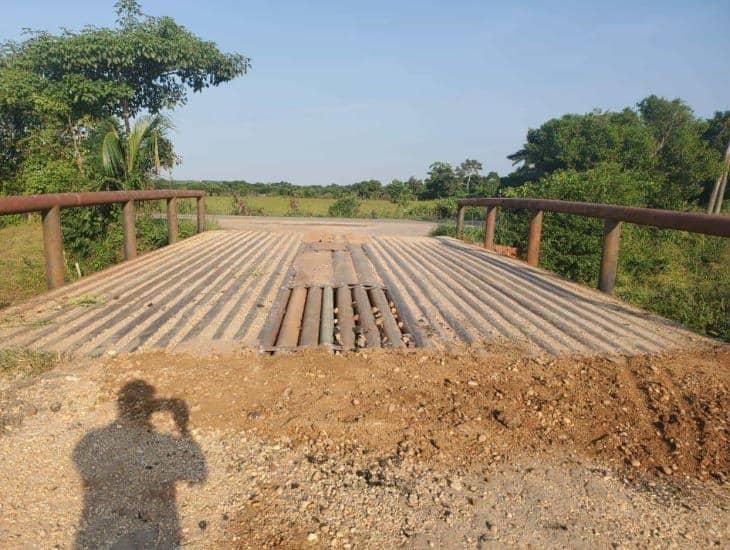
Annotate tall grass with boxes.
[175,195,449,220]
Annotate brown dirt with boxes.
[1,344,728,547]
[99,344,730,483]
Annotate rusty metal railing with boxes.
[456,197,730,294]
[0,190,206,289]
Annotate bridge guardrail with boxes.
[0,190,206,289]
[456,197,730,294]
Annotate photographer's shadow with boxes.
[73,380,207,549]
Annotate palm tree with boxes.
[101,114,175,189]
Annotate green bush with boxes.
[496,163,657,283]
[617,228,729,340]
[328,195,360,217]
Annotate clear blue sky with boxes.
[2,1,729,185]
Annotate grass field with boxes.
[0,215,205,310]
[0,219,46,309]
[176,195,441,219]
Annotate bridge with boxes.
[1,190,727,357]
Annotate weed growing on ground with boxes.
[0,349,59,380]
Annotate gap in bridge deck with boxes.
[260,284,417,353]
[258,237,420,352]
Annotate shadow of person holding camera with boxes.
[73,380,207,549]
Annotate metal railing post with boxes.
[456,205,465,238]
[196,196,206,233]
[599,219,622,294]
[122,200,137,260]
[526,210,543,266]
[483,205,498,250]
[166,197,178,244]
[42,205,65,289]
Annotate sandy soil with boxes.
[1,345,728,548]
[204,215,438,237]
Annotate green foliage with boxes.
[385,179,414,206]
[457,159,483,194]
[6,4,249,128]
[101,114,175,188]
[61,205,119,261]
[703,111,730,154]
[13,130,80,194]
[505,97,723,209]
[424,162,464,199]
[468,171,500,198]
[328,195,360,217]
[617,229,729,340]
[497,163,658,282]
[352,180,383,200]
[0,348,58,380]
[0,0,247,275]
[506,109,654,181]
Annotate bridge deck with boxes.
[0,229,703,357]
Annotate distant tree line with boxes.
[166,159,502,205]
[170,95,729,214]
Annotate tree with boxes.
[406,176,425,198]
[424,162,462,199]
[703,111,730,213]
[637,95,718,208]
[506,109,654,182]
[351,179,382,200]
[457,159,482,193]
[7,0,249,134]
[0,0,248,198]
[101,114,175,189]
[385,179,414,206]
[505,96,721,209]
[501,162,658,282]
[470,171,500,197]
[328,195,360,217]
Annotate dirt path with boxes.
[207,215,438,237]
[1,345,728,548]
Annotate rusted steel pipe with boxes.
[526,210,543,267]
[300,286,323,347]
[352,285,381,348]
[457,197,730,238]
[368,287,404,348]
[276,286,307,348]
[456,205,465,238]
[336,286,356,350]
[42,206,65,289]
[0,189,204,215]
[320,286,334,346]
[483,205,498,250]
[122,200,137,260]
[166,198,178,244]
[599,219,622,294]
[196,196,206,233]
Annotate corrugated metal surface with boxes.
[363,236,703,356]
[0,231,705,357]
[0,230,301,355]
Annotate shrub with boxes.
[287,198,301,216]
[328,195,360,217]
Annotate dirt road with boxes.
[1,345,728,548]
[207,215,438,237]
